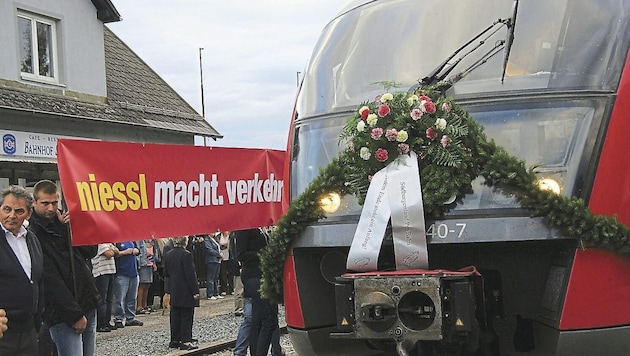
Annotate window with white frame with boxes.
[17,12,58,83]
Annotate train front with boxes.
[283,0,630,355]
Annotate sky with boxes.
[107,1,343,150]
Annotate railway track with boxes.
[179,326,289,356]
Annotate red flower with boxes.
[375,148,389,162]
[378,104,391,117]
[426,127,438,140]
[360,107,370,120]
[423,100,436,114]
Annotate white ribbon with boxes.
[347,151,428,272]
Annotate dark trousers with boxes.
[147,267,164,307]
[219,261,233,294]
[38,322,56,356]
[94,273,114,328]
[169,306,194,343]
[243,276,279,356]
[0,327,38,356]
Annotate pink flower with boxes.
[419,95,431,102]
[385,128,398,141]
[441,135,451,148]
[375,148,389,162]
[410,108,423,120]
[441,102,451,113]
[371,127,383,140]
[378,104,391,117]
[426,127,438,140]
[397,143,410,154]
[374,94,382,102]
[423,100,437,114]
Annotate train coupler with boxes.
[331,267,485,354]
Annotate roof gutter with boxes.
[90,0,122,23]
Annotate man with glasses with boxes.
[0,185,43,356]
[29,180,100,356]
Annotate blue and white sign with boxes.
[0,130,80,160]
[3,134,16,155]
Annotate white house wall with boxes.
[0,0,107,98]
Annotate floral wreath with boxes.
[259,83,630,304]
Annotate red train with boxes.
[281,0,630,354]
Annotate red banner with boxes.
[56,139,286,246]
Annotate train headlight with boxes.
[319,192,341,214]
[536,178,561,194]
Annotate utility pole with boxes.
[199,47,205,117]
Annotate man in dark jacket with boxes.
[234,228,282,356]
[28,180,100,356]
[0,185,43,356]
[164,236,200,351]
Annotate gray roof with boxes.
[0,26,222,140]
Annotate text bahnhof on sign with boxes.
[75,173,284,212]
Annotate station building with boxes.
[0,0,222,191]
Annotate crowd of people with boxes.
[0,181,284,356]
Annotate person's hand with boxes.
[0,309,8,338]
[193,294,200,300]
[56,210,70,224]
[197,237,204,242]
[72,316,87,334]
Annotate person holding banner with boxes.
[0,185,43,356]
[29,180,101,356]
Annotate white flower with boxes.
[406,95,418,106]
[356,120,366,132]
[397,130,408,142]
[381,93,394,102]
[359,147,371,160]
[435,118,447,130]
[366,113,378,127]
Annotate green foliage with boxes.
[259,84,630,304]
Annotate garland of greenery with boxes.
[259,84,630,304]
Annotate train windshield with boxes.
[291,0,630,217]
[296,0,630,117]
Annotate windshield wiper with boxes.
[446,40,505,87]
[501,0,520,83]
[417,18,510,88]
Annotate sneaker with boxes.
[208,296,217,300]
[220,292,227,296]
[96,326,111,332]
[179,342,198,351]
[114,321,124,329]
[125,319,143,326]
[216,295,224,299]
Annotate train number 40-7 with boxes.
[426,223,467,239]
